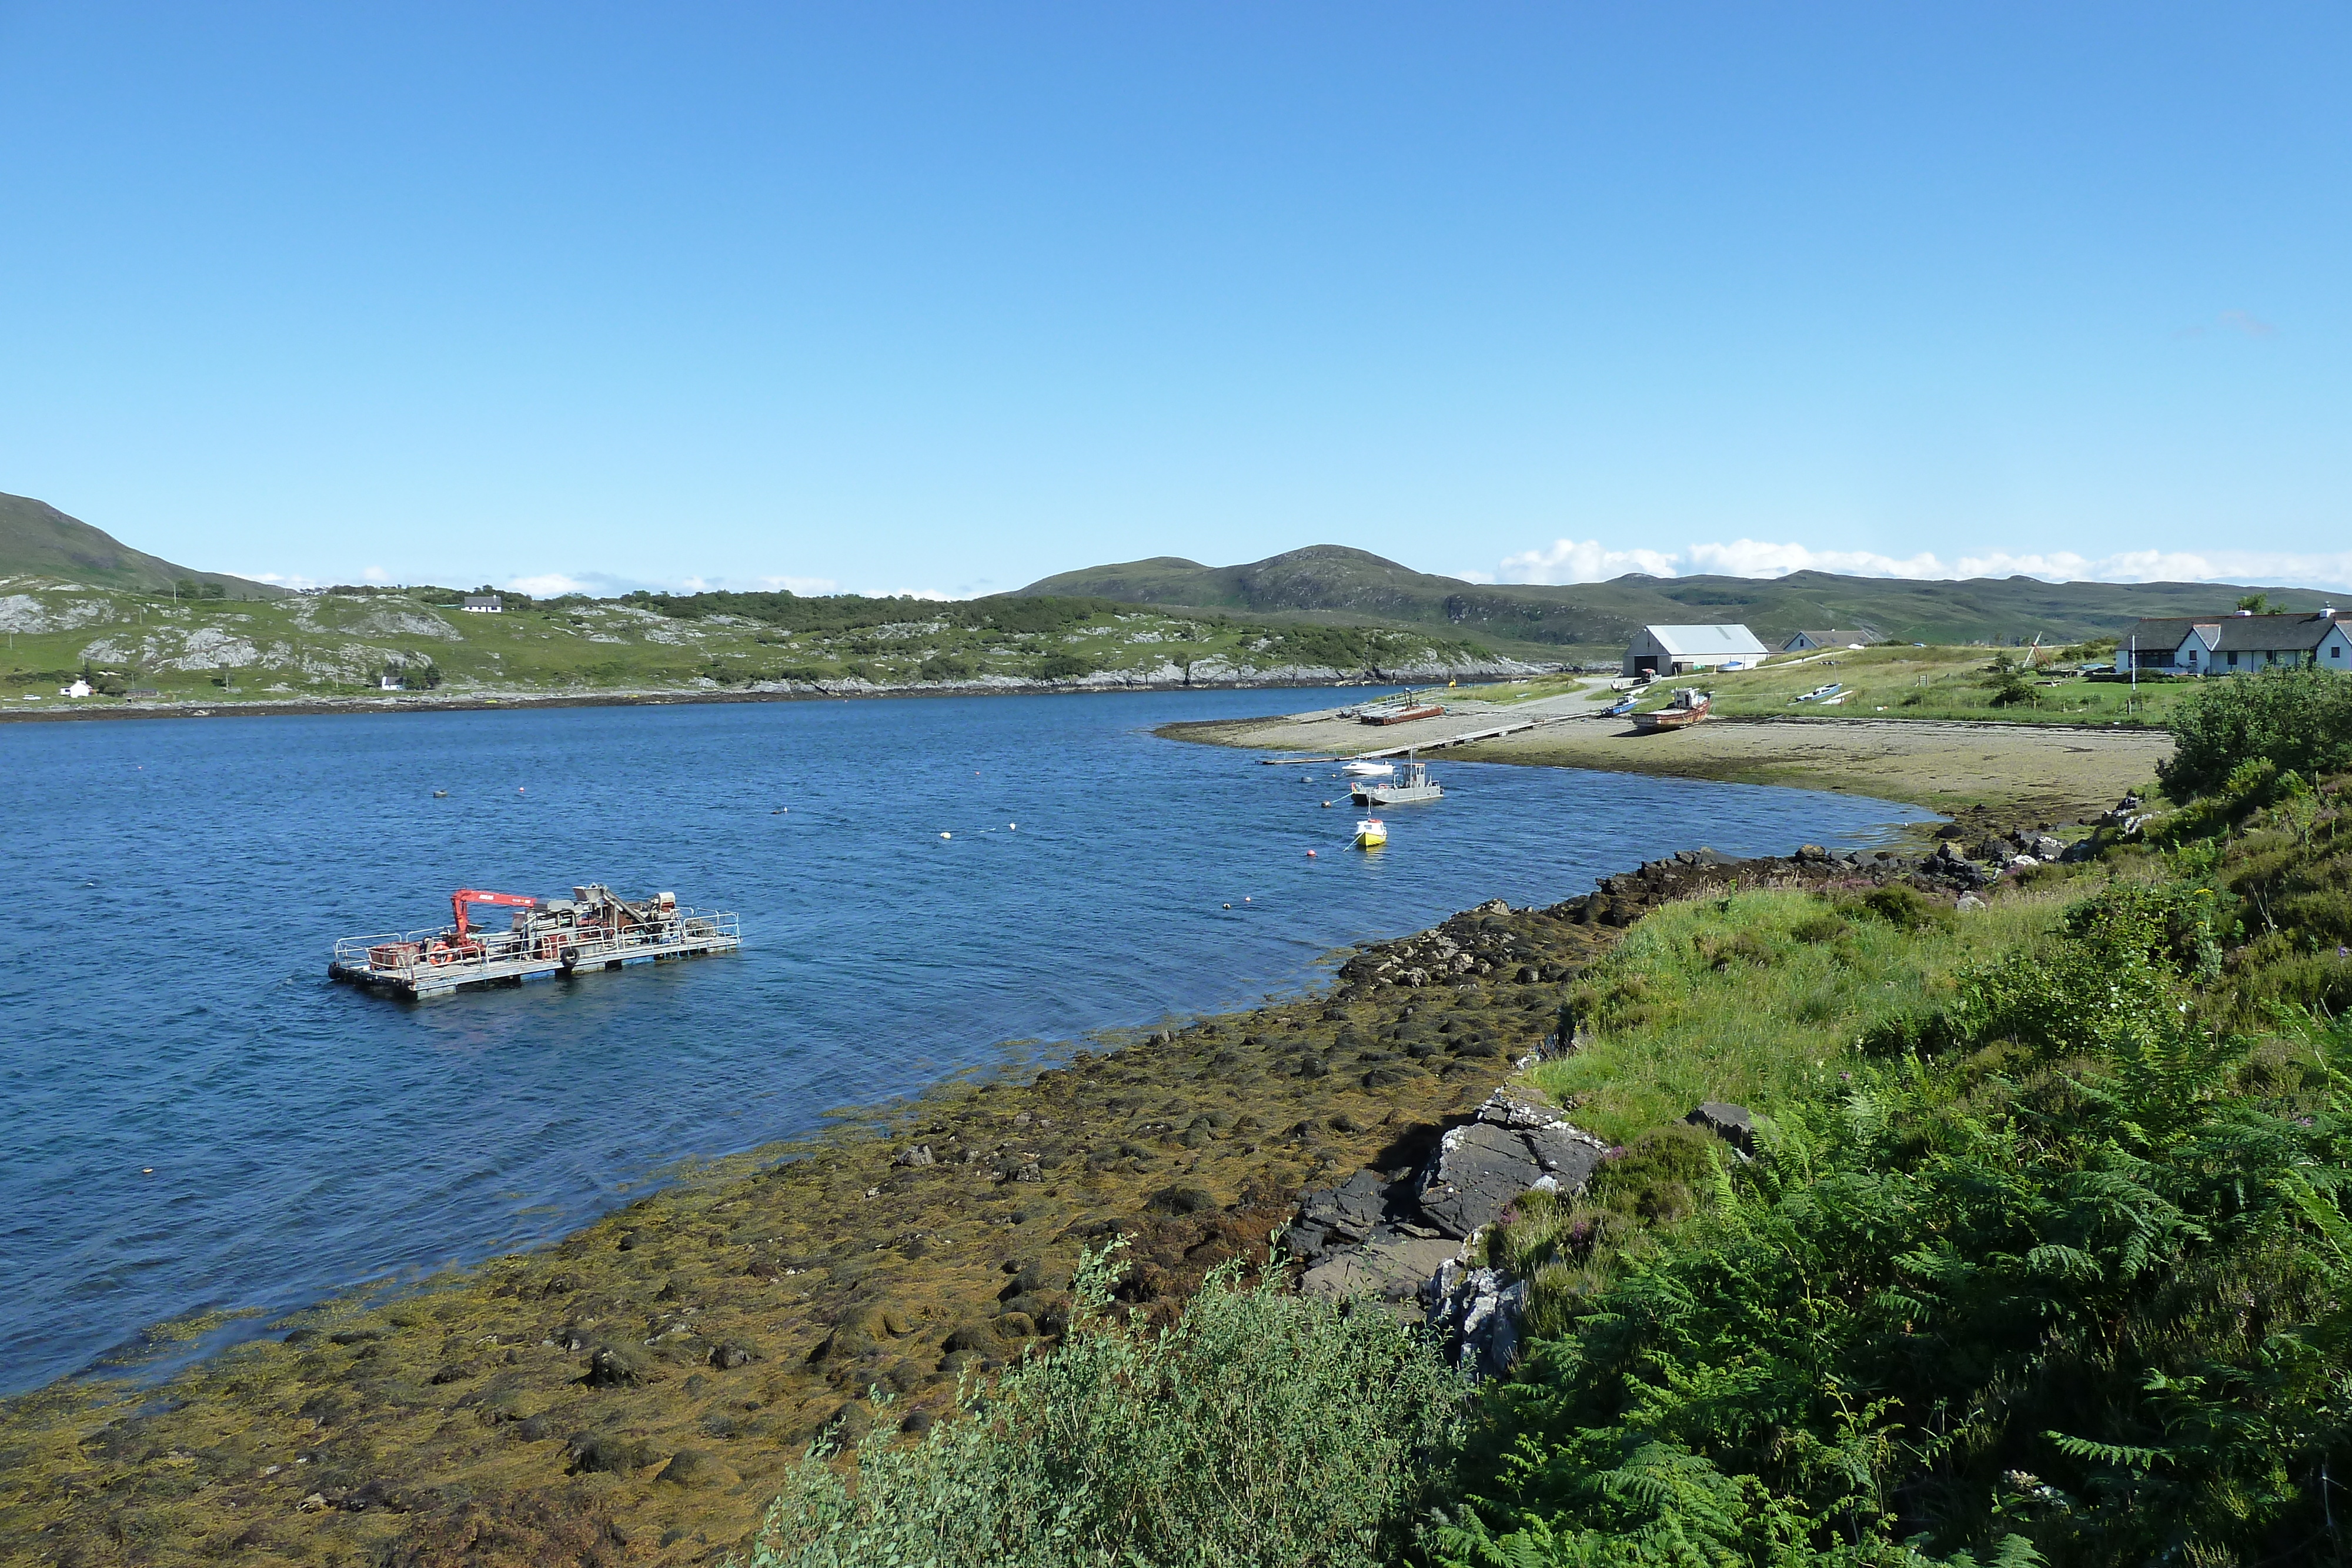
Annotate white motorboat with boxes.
[1341,760,1395,778]
[1351,760,1443,806]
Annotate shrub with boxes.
[918,653,975,682]
[973,596,1115,636]
[1859,883,1949,932]
[2160,667,2352,800]
[1789,912,1848,945]
[1981,656,2036,707]
[737,1242,1465,1568]
[1034,649,1099,682]
[1433,900,2352,1568]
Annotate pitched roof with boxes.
[2133,613,2343,653]
[1789,628,1879,646]
[1644,624,1769,658]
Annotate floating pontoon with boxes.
[331,884,740,998]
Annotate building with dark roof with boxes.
[1780,627,1880,652]
[2123,609,2352,675]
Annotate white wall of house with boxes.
[2322,624,2352,670]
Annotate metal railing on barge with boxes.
[331,908,741,995]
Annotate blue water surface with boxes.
[0,688,1921,1393]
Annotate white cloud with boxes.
[1483,539,1683,585]
[756,574,838,594]
[884,588,953,601]
[1683,539,1949,578]
[1475,538,2352,591]
[245,571,323,590]
[360,564,392,584]
[507,573,597,596]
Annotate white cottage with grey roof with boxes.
[2124,609,2352,676]
[1623,623,1769,678]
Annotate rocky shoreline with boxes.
[0,817,2099,1568]
[1265,815,2115,1382]
[0,662,1556,726]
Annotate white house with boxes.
[462,594,503,613]
[2124,609,2352,676]
[1623,624,1769,678]
[59,678,92,698]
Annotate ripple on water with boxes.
[0,687,1917,1392]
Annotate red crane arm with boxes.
[450,888,540,936]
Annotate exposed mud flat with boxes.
[1165,710,2173,826]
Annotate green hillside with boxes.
[0,579,1525,706]
[1020,544,2347,657]
[0,492,288,598]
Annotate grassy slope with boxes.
[1476,643,2197,727]
[1434,771,2352,1566]
[1534,884,2071,1143]
[0,580,1513,704]
[1021,544,2344,661]
[0,493,288,598]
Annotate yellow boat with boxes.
[1355,817,1388,848]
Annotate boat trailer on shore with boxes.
[331,884,740,998]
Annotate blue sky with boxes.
[2,3,2346,597]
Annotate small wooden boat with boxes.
[1355,817,1388,848]
[1633,688,1711,732]
[1361,704,1444,726]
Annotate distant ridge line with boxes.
[1017,543,2346,658]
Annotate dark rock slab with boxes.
[1298,1233,1461,1305]
[1685,1101,1755,1155]
[1416,1094,1608,1240]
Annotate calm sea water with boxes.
[0,689,1919,1393]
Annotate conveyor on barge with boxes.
[331,884,740,998]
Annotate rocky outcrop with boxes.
[1417,1091,1608,1240]
[1286,1085,1608,1376]
[1685,1101,1756,1157]
[1421,1262,1527,1381]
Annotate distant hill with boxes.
[1020,545,2347,658]
[0,492,288,598]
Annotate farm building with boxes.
[2122,609,2351,675]
[1622,623,1769,678]
[1782,627,1880,652]
[462,594,504,613]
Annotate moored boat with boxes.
[1341,760,1395,778]
[1351,758,1443,805]
[1361,704,1444,726]
[1355,817,1388,847]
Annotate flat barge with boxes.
[331,884,740,998]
